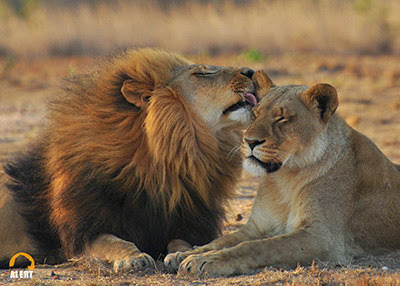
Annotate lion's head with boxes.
[242,71,338,175]
[99,49,257,131]
[46,48,256,212]
[143,63,258,132]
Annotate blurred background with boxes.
[1,0,400,58]
[0,2,400,283]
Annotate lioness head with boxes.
[242,71,338,175]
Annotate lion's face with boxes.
[242,71,338,175]
[168,64,257,131]
[121,62,257,133]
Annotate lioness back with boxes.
[347,130,400,253]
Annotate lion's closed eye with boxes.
[193,70,222,77]
[191,65,222,77]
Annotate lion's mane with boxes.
[4,49,242,261]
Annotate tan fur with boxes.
[0,173,34,262]
[1,49,256,271]
[167,239,192,253]
[89,234,156,272]
[165,71,400,276]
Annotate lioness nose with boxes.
[240,67,255,79]
[245,138,265,150]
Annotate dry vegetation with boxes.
[0,0,400,285]
[0,0,400,57]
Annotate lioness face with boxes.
[169,64,257,131]
[242,71,338,175]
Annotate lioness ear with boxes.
[252,70,276,100]
[301,83,338,123]
[121,79,151,108]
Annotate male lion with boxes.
[0,49,258,271]
[165,71,400,276]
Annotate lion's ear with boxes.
[301,83,338,123]
[252,70,275,100]
[121,79,151,108]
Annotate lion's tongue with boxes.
[244,93,257,107]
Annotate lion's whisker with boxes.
[227,145,241,162]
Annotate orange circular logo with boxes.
[9,252,35,271]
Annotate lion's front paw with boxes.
[113,252,155,272]
[164,251,189,273]
[178,252,235,277]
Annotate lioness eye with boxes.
[274,116,288,123]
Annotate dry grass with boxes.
[2,258,400,285]
[1,0,400,58]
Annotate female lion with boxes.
[165,71,400,276]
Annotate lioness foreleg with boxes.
[164,223,260,272]
[178,229,331,276]
[87,234,155,272]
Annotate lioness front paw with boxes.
[178,252,235,277]
[164,251,189,273]
[113,252,155,272]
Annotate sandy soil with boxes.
[0,53,399,285]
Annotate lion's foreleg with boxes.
[86,234,155,272]
[179,229,331,276]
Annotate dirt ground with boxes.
[0,53,400,285]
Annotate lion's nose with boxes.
[240,67,255,79]
[245,138,265,150]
